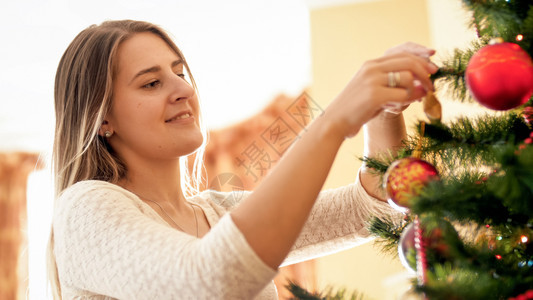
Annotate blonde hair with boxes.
[47,20,207,298]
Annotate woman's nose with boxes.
[169,74,194,102]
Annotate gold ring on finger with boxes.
[387,71,401,88]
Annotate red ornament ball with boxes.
[509,289,533,300]
[465,41,533,111]
[383,157,439,211]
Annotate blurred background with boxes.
[0,0,487,299]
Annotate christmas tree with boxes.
[289,0,533,299]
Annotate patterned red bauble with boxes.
[465,40,533,111]
[383,157,439,211]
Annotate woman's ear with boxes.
[98,120,114,138]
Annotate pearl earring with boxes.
[104,131,112,138]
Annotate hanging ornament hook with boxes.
[423,90,442,124]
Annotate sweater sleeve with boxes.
[53,181,277,299]
[282,172,402,266]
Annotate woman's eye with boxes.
[177,73,186,79]
[142,80,160,89]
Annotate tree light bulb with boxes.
[495,254,502,260]
[521,235,528,243]
[516,34,524,42]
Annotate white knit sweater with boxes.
[53,173,398,299]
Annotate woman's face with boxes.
[106,32,203,163]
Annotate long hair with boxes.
[47,20,207,298]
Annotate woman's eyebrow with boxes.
[129,65,160,85]
[129,59,183,85]
[171,59,183,68]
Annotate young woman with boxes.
[48,20,437,299]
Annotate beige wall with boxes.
[309,0,479,298]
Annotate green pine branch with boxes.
[523,6,533,54]
[430,38,489,102]
[362,112,532,179]
[419,265,511,300]
[418,254,533,300]
[422,113,529,146]
[461,0,523,39]
[367,215,411,254]
[411,166,533,226]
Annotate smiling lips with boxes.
[165,111,192,123]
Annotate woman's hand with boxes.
[382,42,437,114]
[323,45,438,139]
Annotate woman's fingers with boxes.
[385,42,436,58]
[384,72,429,99]
[378,72,429,109]
[385,71,414,90]
[376,86,414,104]
[362,52,438,108]
[382,83,426,114]
[376,56,437,92]
[375,51,438,73]
[408,83,428,101]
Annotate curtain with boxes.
[0,152,42,300]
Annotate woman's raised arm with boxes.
[230,49,438,269]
